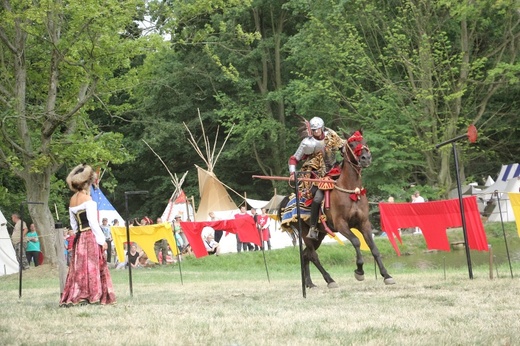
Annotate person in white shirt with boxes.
[411,191,424,234]
[204,234,220,256]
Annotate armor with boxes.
[288,129,343,176]
[309,117,324,130]
[288,119,345,240]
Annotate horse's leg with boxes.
[345,234,366,281]
[337,224,366,281]
[291,225,316,288]
[362,222,395,285]
[303,234,338,288]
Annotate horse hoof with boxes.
[307,284,318,289]
[327,282,339,289]
[384,277,396,285]
[354,273,365,281]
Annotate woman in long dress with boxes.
[60,164,116,307]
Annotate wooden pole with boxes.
[191,196,195,221]
[55,225,67,295]
[488,244,493,280]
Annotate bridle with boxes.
[335,132,369,199]
[342,132,370,176]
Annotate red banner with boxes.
[379,196,488,256]
[181,217,261,258]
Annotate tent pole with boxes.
[494,191,514,278]
[191,196,195,221]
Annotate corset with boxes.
[74,210,91,232]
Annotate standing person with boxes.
[234,206,248,252]
[250,208,260,251]
[173,215,188,250]
[100,218,112,264]
[235,206,254,252]
[60,164,116,307]
[208,211,224,243]
[10,213,30,270]
[26,223,41,267]
[288,116,345,240]
[65,229,75,266]
[152,217,168,265]
[257,208,272,250]
[411,191,425,234]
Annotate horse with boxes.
[278,130,395,288]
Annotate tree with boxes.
[285,0,520,197]
[0,0,148,264]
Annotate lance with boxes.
[252,175,336,184]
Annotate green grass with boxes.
[1,222,519,345]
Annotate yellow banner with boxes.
[111,222,178,263]
[508,193,520,237]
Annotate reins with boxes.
[335,136,369,199]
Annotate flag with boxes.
[508,193,520,237]
[174,190,187,204]
[90,186,116,211]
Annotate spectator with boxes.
[250,208,260,251]
[116,244,142,269]
[10,213,30,270]
[151,217,168,265]
[204,233,220,256]
[100,218,112,263]
[172,215,187,251]
[65,229,75,266]
[411,191,424,234]
[411,191,425,203]
[26,223,41,267]
[235,206,254,252]
[209,211,224,243]
[257,208,272,250]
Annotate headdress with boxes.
[66,164,96,192]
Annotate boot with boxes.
[307,201,321,240]
[307,226,319,240]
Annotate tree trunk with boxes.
[25,168,58,265]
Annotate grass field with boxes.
[1,224,519,346]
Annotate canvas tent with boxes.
[184,114,239,221]
[0,209,19,276]
[195,165,238,221]
[262,195,286,214]
[474,163,520,222]
[162,189,195,222]
[90,186,125,226]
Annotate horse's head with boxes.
[344,130,371,168]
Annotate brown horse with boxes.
[279,130,395,288]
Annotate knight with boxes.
[288,116,345,240]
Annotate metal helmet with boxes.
[309,117,324,130]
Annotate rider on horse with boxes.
[288,116,345,240]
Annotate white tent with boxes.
[0,210,19,276]
[474,163,520,222]
[161,189,195,222]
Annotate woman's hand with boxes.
[102,242,108,251]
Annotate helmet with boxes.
[309,117,324,130]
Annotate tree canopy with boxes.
[1,0,518,264]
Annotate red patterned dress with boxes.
[60,200,116,306]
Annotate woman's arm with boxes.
[85,201,107,246]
